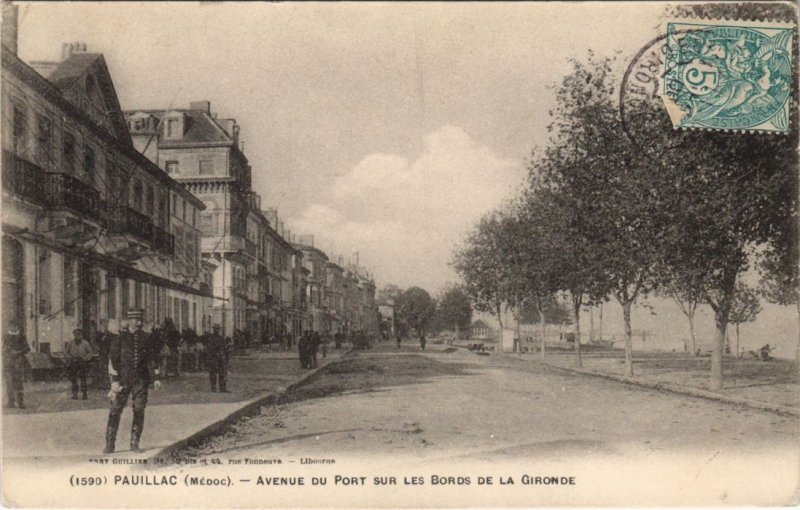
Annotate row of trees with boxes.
[452,3,797,390]
[377,284,473,343]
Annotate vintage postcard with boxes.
[1,1,798,508]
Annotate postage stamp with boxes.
[662,19,795,133]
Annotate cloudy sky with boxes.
[18,2,666,291]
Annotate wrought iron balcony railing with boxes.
[245,239,257,258]
[45,172,102,222]
[151,226,175,256]
[2,150,45,204]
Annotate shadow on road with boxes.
[279,353,478,404]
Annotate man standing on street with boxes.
[206,324,229,392]
[65,329,94,400]
[103,312,162,454]
[3,323,30,409]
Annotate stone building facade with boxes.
[1,31,211,353]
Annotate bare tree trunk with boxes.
[599,303,603,342]
[573,294,582,368]
[796,292,800,375]
[536,296,546,361]
[589,306,595,342]
[622,300,634,377]
[688,312,697,356]
[735,323,740,361]
[710,271,735,391]
[711,309,728,391]
[496,302,503,330]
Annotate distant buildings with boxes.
[1,5,379,352]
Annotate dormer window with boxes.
[86,75,96,100]
[164,113,185,140]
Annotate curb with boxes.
[508,355,799,417]
[146,349,355,463]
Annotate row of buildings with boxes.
[1,6,378,354]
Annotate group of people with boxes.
[101,315,231,454]
[298,331,326,369]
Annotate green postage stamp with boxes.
[662,19,795,133]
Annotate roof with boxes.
[2,47,201,211]
[32,53,131,145]
[126,109,234,146]
[472,319,490,329]
[292,243,329,261]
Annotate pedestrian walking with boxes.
[396,334,401,349]
[3,323,30,409]
[103,312,163,454]
[420,333,426,351]
[192,337,206,371]
[298,332,309,368]
[94,320,115,390]
[310,332,321,368]
[206,324,229,392]
[65,328,94,400]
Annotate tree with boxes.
[660,274,704,356]
[539,53,680,375]
[728,282,762,359]
[435,285,472,338]
[396,287,436,343]
[659,0,798,391]
[452,208,519,330]
[377,284,404,305]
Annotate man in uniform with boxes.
[206,324,229,392]
[3,323,30,408]
[65,328,94,400]
[103,312,162,454]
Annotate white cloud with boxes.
[292,125,524,291]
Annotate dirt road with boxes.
[172,348,799,505]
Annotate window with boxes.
[121,279,129,317]
[172,194,177,215]
[165,161,179,175]
[159,195,168,228]
[166,118,180,139]
[37,248,51,314]
[63,132,75,172]
[134,281,143,309]
[64,256,77,316]
[146,186,155,216]
[199,160,214,175]
[132,180,143,210]
[83,145,95,177]
[12,104,28,151]
[37,115,52,162]
[85,76,96,100]
[106,275,117,319]
[107,162,118,200]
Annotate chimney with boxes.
[277,220,284,237]
[263,208,278,228]
[190,100,211,114]
[1,3,18,55]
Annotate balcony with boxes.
[2,150,46,205]
[108,206,154,241]
[45,172,102,223]
[152,226,175,256]
[245,239,257,258]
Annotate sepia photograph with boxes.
[1,1,798,507]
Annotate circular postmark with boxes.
[619,32,690,158]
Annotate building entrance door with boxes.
[2,236,25,334]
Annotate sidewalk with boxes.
[507,351,799,415]
[2,347,349,459]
